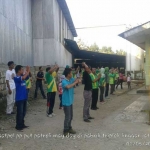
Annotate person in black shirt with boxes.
[34,67,46,99]
[82,62,94,123]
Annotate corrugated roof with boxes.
[57,0,77,37]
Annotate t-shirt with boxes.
[25,75,31,89]
[45,72,57,92]
[127,76,131,82]
[109,73,115,84]
[62,78,75,106]
[89,73,99,89]
[36,71,44,82]
[14,76,27,101]
[96,69,100,74]
[5,69,16,90]
[83,71,92,91]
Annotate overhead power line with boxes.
[75,24,126,29]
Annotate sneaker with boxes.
[23,125,29,129]
[69,129,76,134]
[15,127,23,131]
[63,131,70,136]
[84,119,91,123]
[88,117,94,119]
[52,113,56,116]
[47,114,53,118]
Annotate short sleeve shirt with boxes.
[89,73,99,89]
[45,72,57,92]
[83,71,92,91]
[36,71,44,82]
[62,78,75,106]
[14,76,27,101]
[5,69,16,90]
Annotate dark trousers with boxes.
[110,84,114,94]
[116,79,123,89]
[105,83,109,97]
[47,92,56,114]
[127,82,131,89]
[59,94,62,108]
[91,89,98,109]
[82,78,85,84]
[26,89,29,100]
[34,81,46,98]
[63,105,73,132]
[100,86,104,102]
[16,100,27,129]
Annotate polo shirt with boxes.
[62,78,75,106]
[45,72,57,92]
[89,73,99,89]
[14,76,27,101]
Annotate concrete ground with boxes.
[0,83,150,150]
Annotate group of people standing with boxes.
[5,61,131,136]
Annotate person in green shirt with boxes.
[90,68,101,110]
[114,69,119,91]
[99,73,106,103]
[45,65,59,118]
[109,69,115,95]
[104,67,110,99]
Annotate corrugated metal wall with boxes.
[0,0,32,66]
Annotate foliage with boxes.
[77,39,126,56]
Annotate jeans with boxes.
[16,100,27,129]
[100,86,104,102]
[47,92,56,114]
[91,89,98,108]
[34,81,46,98]
[105,83,109,97]
[63,105,73,132]
[83,90,92,120]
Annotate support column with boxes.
[145,40,150,88]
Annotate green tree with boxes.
[89,43,99,52]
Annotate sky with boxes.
[66,0,150,51]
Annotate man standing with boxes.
[104,67,110,99]
[6,61,16,115]
[109,69,115,95]
[34,67,46,99]
[82,62,94,123]
[90,68,100,110]
[45,65,59,117]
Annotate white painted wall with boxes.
[32,0,73,67]
[126,41,144,71]
[0,0,32,66]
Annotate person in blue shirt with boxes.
[62,68,79,136]
[14,65,30,131]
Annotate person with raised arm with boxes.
[45,65,59,117]
[14,65,30,130]
[82,62,94,123]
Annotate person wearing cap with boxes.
[5,61,16,115]
[58,75,65,109]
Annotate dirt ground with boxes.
[0,83,150,150]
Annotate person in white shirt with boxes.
[5,61,16,115]
[127,73,131,90]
